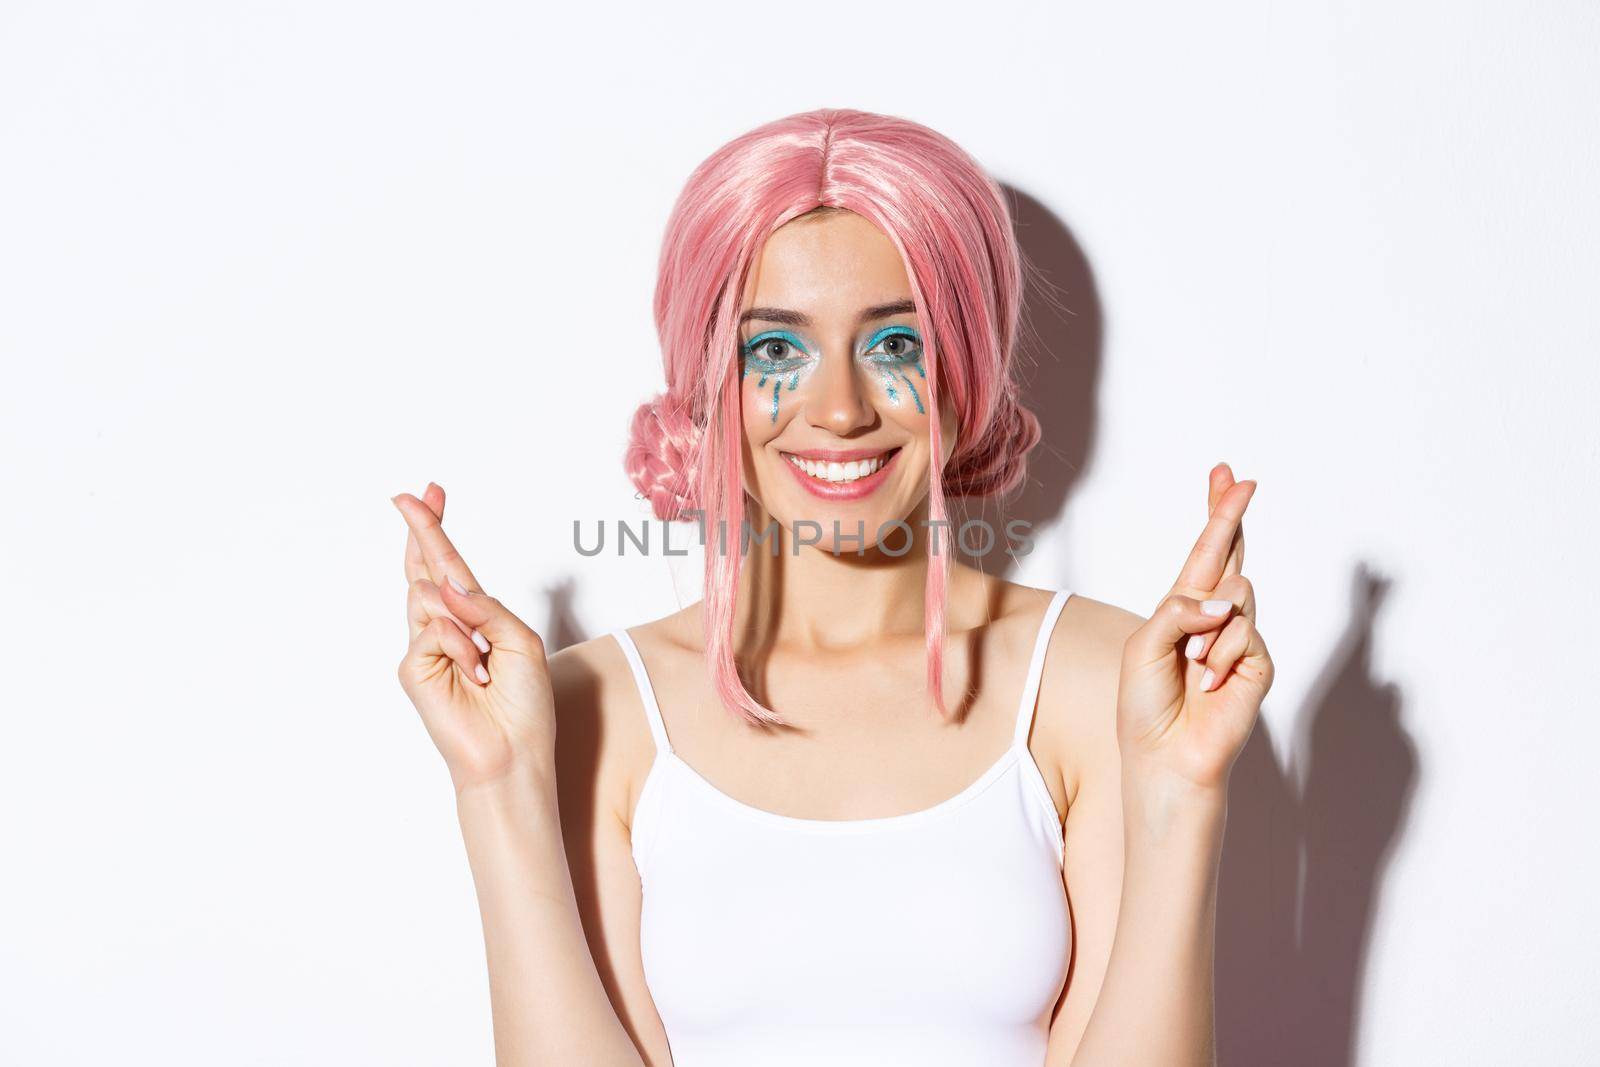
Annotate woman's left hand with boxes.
[1117,463,1275,792]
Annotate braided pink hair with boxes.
[623,108,1038,725]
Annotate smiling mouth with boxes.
[780,448,901,484]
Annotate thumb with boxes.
[439,576,545,658]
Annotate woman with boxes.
[391,108,1272,1066]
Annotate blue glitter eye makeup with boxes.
[863,325,927,414]
[742,330,812,423]
[740,325,929,423]
[862,325,924,365]
[742,330,813,371]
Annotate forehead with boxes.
[741,209,913,312]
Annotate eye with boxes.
[752,338,796,361]
[742,330,811,369]
[864,326,923,363]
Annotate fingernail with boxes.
[1185,635,1205,659]
[448,576,468,595]
[475,664,490,684]
[1202,599,1232,617]
[471,629,490,654]
[1201,668,1216,691]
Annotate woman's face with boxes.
[738,209,957,553]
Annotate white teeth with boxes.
[785,452,891,483]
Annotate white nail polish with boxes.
[1185,635,1205,659]
[448,576,469,595]
[1202,599,1232,617]
[474,664,490,684]
[1201,668,1216,691]
[471,629,491,654]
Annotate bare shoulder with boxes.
[544,603,701,830]
[1038,591,1146,803]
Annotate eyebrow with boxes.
[738,299,917,328]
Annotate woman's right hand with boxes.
[392,484,557,794]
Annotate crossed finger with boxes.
[1175,468,1255,594]
[404,483,446,586]
[393,490,483,592]
[400,483,474,641]
[1208,464,1246,579]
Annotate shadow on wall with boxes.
[1217,563,1419,1066]
[995,189,1422,1064]
[537,191,1419,1067]
[949,184,1102,566]
[545,576,587,652]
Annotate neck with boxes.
[731,496,965,651]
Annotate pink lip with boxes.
[780,447,901,501]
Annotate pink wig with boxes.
[624,108,1039,726]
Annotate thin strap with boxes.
[1013,590,1073,748]
[611,628,674,755]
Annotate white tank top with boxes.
[611,589,1074,1067]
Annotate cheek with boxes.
[866,359,929,419]
[737,359,934,437]
[741,364,805,431]
[866,360,935,442]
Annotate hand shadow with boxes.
[544,576,587,652]
[1217,563,1419,1066]
[975,192,1417,1063]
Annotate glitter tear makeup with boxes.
[741,323,927,423]
[743,329,815,424]
[862,325,926,413]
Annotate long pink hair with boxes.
[624,108,1039,726]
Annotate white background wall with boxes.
[3,1,1596,1063]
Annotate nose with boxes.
[804,348,876,436]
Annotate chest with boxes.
[645,645,1047,824]
[632,752,1072,1051]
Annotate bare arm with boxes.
[457,771,647,1066]
[1044,629,1230,1067]
[1067,770,1228,1064]
[1048,466,1274,1065]
[1040,605,1130,1062]
[391,485,647,1066]
[547,645,674,1065]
